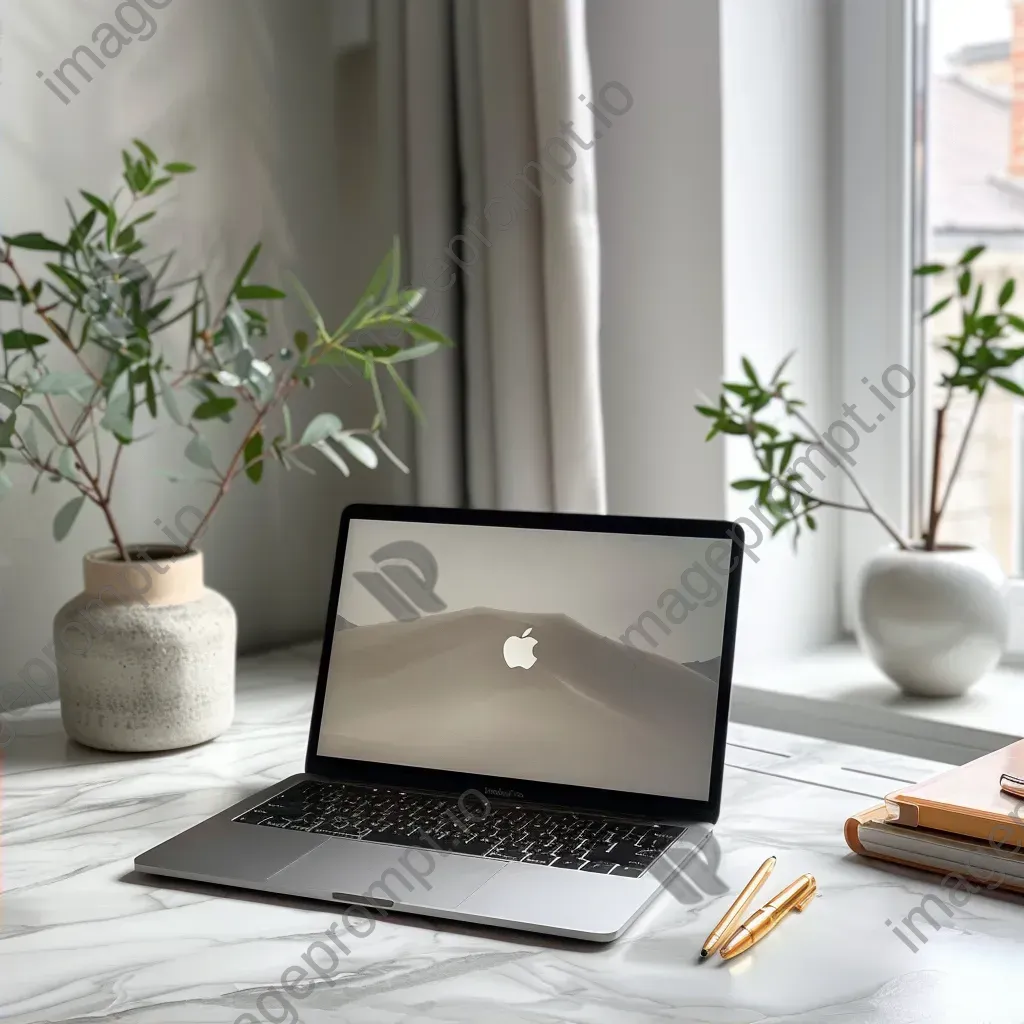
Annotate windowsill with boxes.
[732,643,1024,765]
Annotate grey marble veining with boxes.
[3,645,1024,1023]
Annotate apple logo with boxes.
[503,627,538,670]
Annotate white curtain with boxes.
[403,0,607,514]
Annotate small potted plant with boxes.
[696,244,1018,697]
[0,140,450,751]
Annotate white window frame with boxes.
[838,0,1024,654]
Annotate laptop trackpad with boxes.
[268,837,505,909]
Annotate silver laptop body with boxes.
[136,505,744,942]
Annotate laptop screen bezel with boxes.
[304,504,744,825]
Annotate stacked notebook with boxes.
[845,739,1024,892]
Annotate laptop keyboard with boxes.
[234,780,685,877]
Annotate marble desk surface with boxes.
[4,646,1024,1024]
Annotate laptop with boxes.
[136,504,744,941]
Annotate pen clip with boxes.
[794,886,816,912]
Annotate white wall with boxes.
[589,0,842,671]
[721,0,841,668]
[0,0,413,694]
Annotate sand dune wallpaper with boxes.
[317,519,732,801]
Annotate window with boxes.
[917,0,1024,573]
[840,0,1024,652]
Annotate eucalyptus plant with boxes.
[0,140,449,562]
[696,244,1024,552]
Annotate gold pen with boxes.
[699,856,776,959]
[719,873,817,960]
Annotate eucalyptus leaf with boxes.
[300,413,343,447]
[58,446,79,482]
[185,434,217,471]
[0,387,21,413]
[314,440,350,476]
[22,404,61,446]
[193,396,237,421]
[53,495,86,541]
[102,393,133,440]
[158,376,185,426]
[333,432,378,469]
[244,432,264,483]
[31,372,94,398]
[3,329,49,351]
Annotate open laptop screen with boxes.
[316,516,735,802]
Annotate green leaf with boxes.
[236,284,286,301]
[731,479,763,491]
[144,371,158,418]
[313,440,350,476]
[164,162,196,174]
[334,432,379,469]
[394,288,425,315]
[158,377,185,426]
[1000,279,1016,307]
[991,375,1024,397]
[741,357,760,386]
[398,320,451,346]
[300,412,343,447]
[282,404,293,444]
[0,387,21,413]
[958,270,971,297]
[382,341,441,364]
[913,263,946,276]
[923,295,952,319]
[80,190,111,216]
[244,432,264,483]
[3,329,49,351]
[67,207,99,251]
[372,433,409,474]
[21,420,40,460]
[53,495,86,541]
[0,285,15,301]
[193,396,237,421]
[101,393,133,440]
[58,446,79,482]
[366,238,400,305]
[3,232,66,253]
[229,243,262,298]
[0,416,15,448]
[1006,313,1024,333]
[961,244,986,265]
[133,139,159,164]
[770,351,795,385]
[22,404,60,446]
[385,363,422,419]
[695,405,721,419]
[294,330,310,354]
[185,434,217,471]
[31,371,94,398]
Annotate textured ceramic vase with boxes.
[54,546,237,752]
[856,545,1008,697]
